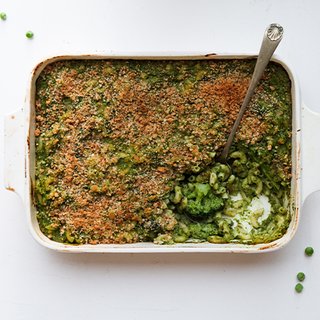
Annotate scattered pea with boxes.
[305,246,314,256]
[295,283,303,293]
[26,31,34,39]
[297,272,305,282]
[0,12,6,20]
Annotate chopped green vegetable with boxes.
[295,283,303,293]
[181,182,224,218]
[0,12,6,20]
[305,246,314,256]
[297,272,305,282]
[26,31,34,39]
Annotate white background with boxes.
[1,1,320,319]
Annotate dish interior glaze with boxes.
[34,59,292,245]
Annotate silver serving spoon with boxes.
[219,23,284,163]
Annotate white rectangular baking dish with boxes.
[4,53,320,253]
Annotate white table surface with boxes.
[1,1,320,319]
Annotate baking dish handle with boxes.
[301,103,320,203]
[4,108,26,203]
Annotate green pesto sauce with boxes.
[34,59,292,245]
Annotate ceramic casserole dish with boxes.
[4,53,320,253]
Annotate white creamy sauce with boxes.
[248,195,271,224]
[230,194,271,232]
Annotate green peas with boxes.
[305,246,314,256]
[294,247,314,294]
[0,12,6,20]
[26,31,34,39]
[295,283,303,293]
[297,272,305,282]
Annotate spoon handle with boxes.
[219,23,284,162]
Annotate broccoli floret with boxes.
[183,183,224,218]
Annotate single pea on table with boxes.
[305,246,314,256]
[297,272,305,282]
[26,31,34,39]
[295,283,303,293]
[0,12,7,20]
